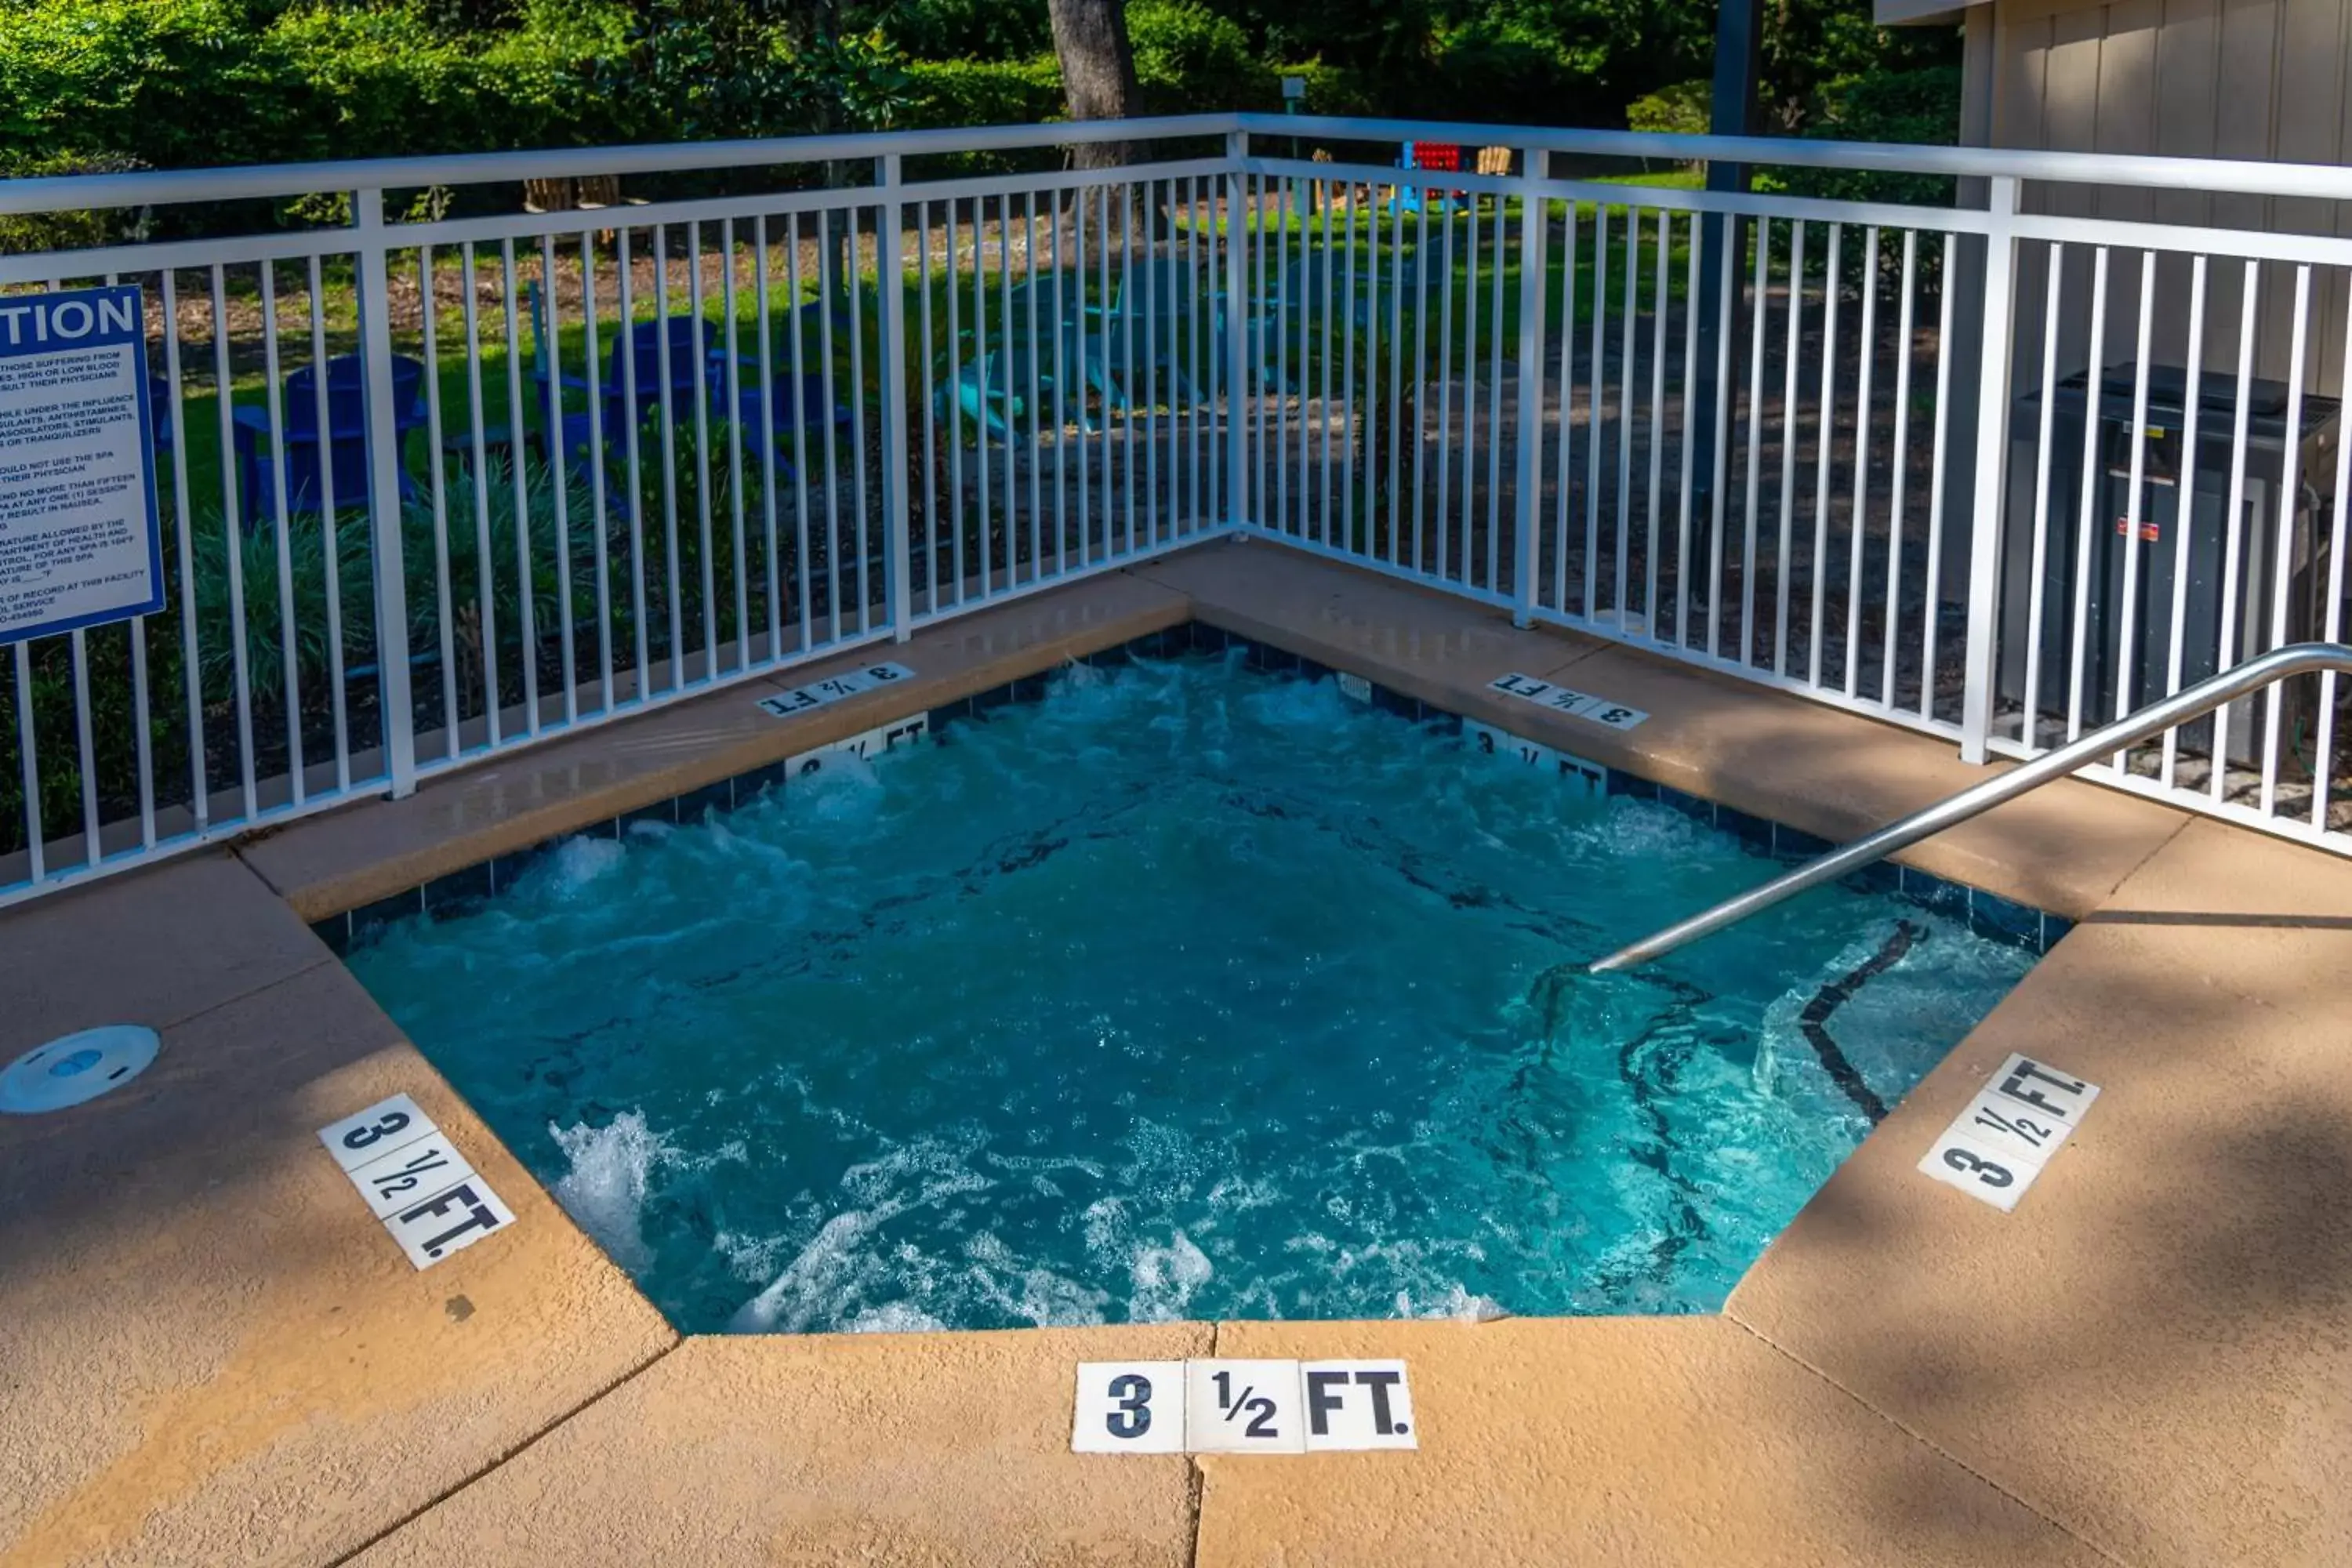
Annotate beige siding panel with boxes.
[2212,0,2285,383]
[2148,0,2223,368]
[2274,0,2345,385]
[2042,7,2108,158]
[2095,0,2163,223]
[2210,0,2279,230]
[1990,0,2352,392]
[2151,0,2221,224]
[2002,5,2057,384]
[1994,7,2055,155]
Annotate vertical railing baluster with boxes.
[1882,230,1918,708]
[499,240,539,729]
[2161,256,2211,789]
[1775,221,1804,676]
[1958,176,2022,765]
[2112,254,2159,771]
[1226,132,1250,531]
[878,155,914,639]
[1740,220,1769,667]
[1922,231,1958,723]
[355,189,416,797]
[419,246,460,755]
[2064,248,2111,745]
[1845,227,1878,699]
[1808,223,1841,688]
[540,231,578,716]
[1678,213,1702,652]
[2312,287,2352,830]
[1511,149,1547,626]
[2259,265,2314,818]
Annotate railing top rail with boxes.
[0,113,1244,216]
[13,105,2352,220]
[1251,112,2352,205]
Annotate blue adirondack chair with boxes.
[704,300,856,470]
[938,347,1028,445]
[606,314,710,441]
[535,312,710,478]
[232,355,428,524]
[935,276,1107,442]
[1099,260,1222,408]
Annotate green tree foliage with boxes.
[0,0,619,170]
[1784,62,1963,202]
[1625,79,1711,138]
[0,0,1962,191]
[594,0,908,143]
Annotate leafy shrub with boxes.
[1130,0,1267,111]
[1626,79,1711,137]
[1308,62,1385,118]
[896,8,1278,135]
[896,56,1066,132]
[594,1,909,145]
[1809,62,1962,145]
[887,0,1052,62]
[0,0,913,229]
[0,0,637,238]
[1783,64,1962,206]
[0,148,154,253]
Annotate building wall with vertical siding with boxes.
[1969,0,2352,389]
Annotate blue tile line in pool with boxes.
[308,621,2074,960]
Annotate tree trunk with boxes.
[1047,0,1142,173]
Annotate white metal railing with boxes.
[3,112,2350,906]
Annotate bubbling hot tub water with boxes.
[348,652,2034,1334]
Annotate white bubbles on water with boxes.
[550,1110,672,1270]
[728,1208,890,1333]
[1080,1196,1128,1254]
[1241,673,1353,735]
[543,835,626,897]
[1128,1232,1213,1323]
[1395,1283,1509,1323]
[846,1303,949,1334]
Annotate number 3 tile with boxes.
[1918,1127,2031,1212]
[1072,1361,1187,1454]
[317,1094,436,1174]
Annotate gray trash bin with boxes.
[1999,361,2340,768]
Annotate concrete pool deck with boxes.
[2,537,2347,1566]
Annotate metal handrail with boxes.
[1588,641,2352,974]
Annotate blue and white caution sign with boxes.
[0,285,165,644]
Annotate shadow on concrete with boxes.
[1724,869,2352,1567]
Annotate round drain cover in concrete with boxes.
[0,1025,159,1114]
